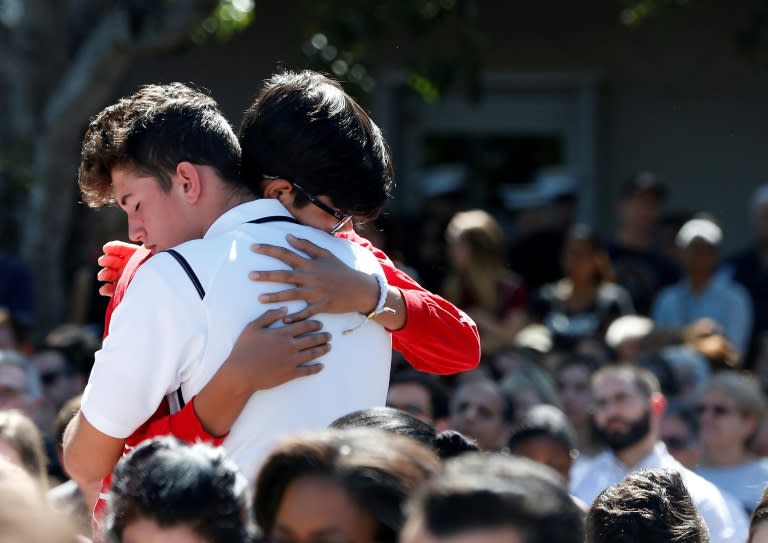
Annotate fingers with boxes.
[250,307,289,328]
[286,234,332,259]
[97,267,121,283]
[257,287,311,304]
[251,243,309,268]
[102,240,140,257]
[293,361,325,378]
[249,270,305,285]
[292,331,331,350]
[281,319,325,337]
[99,283,115,297]
[97,253,127,268]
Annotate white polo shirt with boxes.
[82,199,392,480]
[570,442,748,543]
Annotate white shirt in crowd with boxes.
[697,458,768,514]
[570,442,749,543]
[82,199,392,481]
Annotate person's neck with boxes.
[200,190,256,234]
[614,433,656,468]
[618,226,652,251]
[687,274,712,293]
[703,446,753,467]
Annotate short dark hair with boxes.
[507,404,576,453]
[238,70,393,220]
[389,369,450,420]
[79,82,243,207]
[105,437,253,543]
[329,406,478,460]
[587,468,709,543]
[405,452,584,543]
[254,428,440,543]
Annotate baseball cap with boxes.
[675,217,722,248]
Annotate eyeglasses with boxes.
[662,434,691,451]
[263,175,351,234]
[694,404,736,417]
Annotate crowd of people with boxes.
[2,68,768,542]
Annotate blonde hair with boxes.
[444,210,509,313]
[0,409,48,488]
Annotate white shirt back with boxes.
[82,200,391,481]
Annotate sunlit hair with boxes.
[587,468,709,543]
[254,428,441,543]
[0,409,48,489]
[443,209,509,314]
[79,82,243,207]
[700,370,766,449]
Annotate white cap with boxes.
[605,315,654,349]
[676,218,722,248]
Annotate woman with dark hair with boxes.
[254,428,441,543]
[531,224,634,348]
[329,406,478,459]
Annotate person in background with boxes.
[605,315,654,364]
[400,452,585,543]
[607,171,679,315]
[571,365,748,543]
[507,404,577,484]
[0,409,48,490]
[0,456,76,543]
[587,468,710,543]
[748,485,768,543]
[661,400,701,471]
[254,428,441,543]
[531,224,635,349]
[330,406,478,459]
[651,216,752,358]
[448,377,515,451]
[722,184,768,369]
[695,371,768,513]
[442,209,528,356]
[386,369,451,430]
[105,437,254,543]
[0,350,42,422]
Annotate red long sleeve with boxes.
[338,230,481,375]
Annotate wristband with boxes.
[343,273,395,335]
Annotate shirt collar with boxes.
[600,441,669,471]
[204,199,294,239]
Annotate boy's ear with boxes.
[176,162,202,204]
[262,178,293,200]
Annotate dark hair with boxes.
[389,369,450,420]
[507,404,576,453]
[37,324,101,377]
[405,452,584,543]
[79,82,243,207]
[329,406,478,459]
[619,171,667,202]
[592,365,661,399]
[105,437,253,543]
[564,224,615,284]
[254,428,440,543]
[587,468,709,543]
[238,70,393,220]
[750,484,768,542]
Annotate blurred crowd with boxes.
[5,156,768,542]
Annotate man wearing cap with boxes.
[722,184,768,368]
[650,216,752,356]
